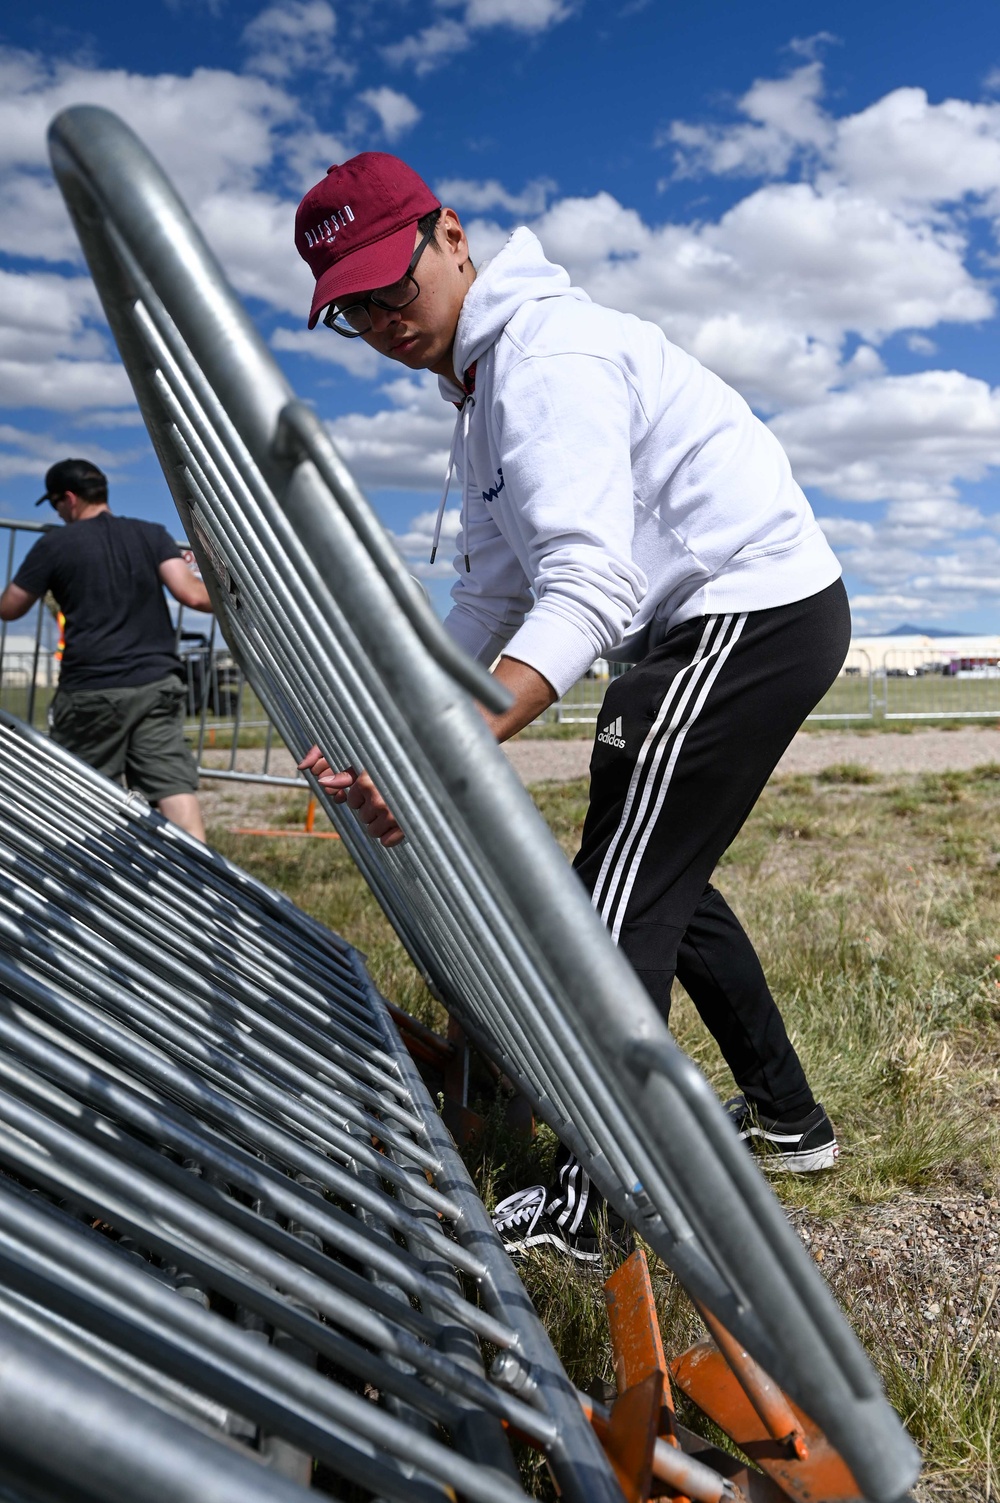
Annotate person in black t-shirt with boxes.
[0,458,211,841]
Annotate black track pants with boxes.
[573,578,851,1118]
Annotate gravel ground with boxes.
[197,726,1000,821]
[776,726,1000,776]
[790,1193,1000,1353]
[504,726,1000,786]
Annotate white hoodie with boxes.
[439,228,840,697]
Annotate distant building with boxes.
[848,634,1000,677]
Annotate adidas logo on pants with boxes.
[597,714,625,748]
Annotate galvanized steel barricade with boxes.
[881,646,1000,719]
[0,707,615,1502]
[47,104,919,1502]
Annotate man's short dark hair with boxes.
[38,458,108,507]
[417,207,442,243]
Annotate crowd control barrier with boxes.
[46,104,920,1502]
[0,709,620,1501]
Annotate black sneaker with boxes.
[491,1185,603,1263]
[726,1095,839,1173]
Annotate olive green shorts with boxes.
[50,674,198,803]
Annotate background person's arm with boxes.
[0,583,37,621]
[159,555,211,611]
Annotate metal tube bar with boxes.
[0,821,409,1097]
[0,731,365,995]
[24,591,46,728]
[0,774,397,1052]
[699,1305,806,1454]
[0,1225,464,1503]
[0,965,514,1347]
[0,526,18,685]
[0,995,510,1353]
[0,928,476,1270]
[0,1306,319,1503]
[0,854,426,1147]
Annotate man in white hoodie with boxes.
[295,155,850,1259]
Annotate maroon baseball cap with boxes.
[295,153,440,329]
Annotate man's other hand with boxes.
[298,746,404,848]
[159,556,211,612]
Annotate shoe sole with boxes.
[755,1140,839,1174]
[498,1230,603,1263]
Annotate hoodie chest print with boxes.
[482,467,504,505]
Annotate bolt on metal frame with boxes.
[47,103,919,1502]
[0,708,623,1501]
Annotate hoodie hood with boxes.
[430,228,593,572]
[438,227,590,399]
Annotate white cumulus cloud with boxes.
[463,0,574,30]
[327,371,455,488]
[382,20,473,75]
[356,86,421,141]
[388,506,464,578]
[385,0,575,75]
[770,371,1000,503]
[271,325,381,377]
[242,0,351,81]
[0,422,144,483]
[435,176,555,216]
[665,62,833,179]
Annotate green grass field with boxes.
[210,761,1000,1501]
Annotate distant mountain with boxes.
[884,623,967,637]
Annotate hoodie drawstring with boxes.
[429,392,474,573]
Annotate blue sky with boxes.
[3,0,1000,632]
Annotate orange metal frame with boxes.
[383,1003,870,1501]
[501,1240,865,1502]
[592,1249,863,1503]
[233,793,342,839]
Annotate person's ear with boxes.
[439,208,468,261]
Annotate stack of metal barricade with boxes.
[0,709,622,1501]
[23,104,921,1502]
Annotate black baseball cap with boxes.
[35,458,108,506]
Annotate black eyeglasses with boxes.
[323,223,436,338]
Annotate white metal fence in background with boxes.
[880,647,1000,719]
[3,524,996,757]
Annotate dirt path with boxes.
[504,726,1000,785]
[198,727,1000,825]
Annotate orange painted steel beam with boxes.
[385,1002,455,1065]
[671,1337,861,1503]
[231,827,341,838]
[233,793,343,839]
[603,1249,681,1503]
[578,1394,743,1503]
[697,1306,808,1462]
[605,1249,668,1392]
